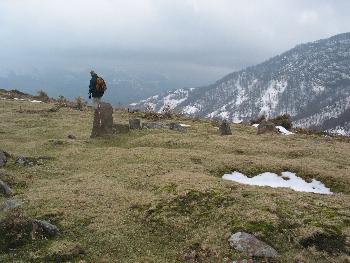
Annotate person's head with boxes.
[90,70,96,76]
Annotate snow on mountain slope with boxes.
[131,33,350,134]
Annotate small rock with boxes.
[0,150,7,167]
[219,120,232,135]
[31,219,59,238]
[228,232,278,258]
[0,198,22,212]
[49,139,64,145]
[231,260,254,263]
[257,120,276,135]
[129,118,141,129]
[142,122,167,129]
[67,134,76,139]
[0,179,13,197]
[15,156,32,166]
[169,122,186,132]
[16,156,28,165]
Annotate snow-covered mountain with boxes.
[131,33,350,135]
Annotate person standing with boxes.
[88,70,107,108]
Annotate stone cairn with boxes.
[90,102,113,138]
[219,120,232,135]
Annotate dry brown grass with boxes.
[0,99,349,262]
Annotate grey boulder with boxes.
[229,232,278,258]
[15,156,32,166]
[0,198,22,212]
[31,219,59,238]
[142,122,167,129]
[169,123,186,132]
[0,179,13,197]
[0,150,8,167]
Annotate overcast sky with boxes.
[1,0,350,78]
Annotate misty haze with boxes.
[1,1,350,262]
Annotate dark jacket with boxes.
[89,73,104,98]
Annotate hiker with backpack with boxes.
[88,70,107,108]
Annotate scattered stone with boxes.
[231,260,254,263]
[228,232,278,258]
[15,156,32,166]
[90,102,113,138]
[0,179,13,197]
[257,120,276,135]
[15,156,52,166]
[219,120,232,135]
[67,134,76,139]
[0,198,23,212]
[49,139,64,145]
[31,219,59,238]
[169,122,186,132]
[0,150,8,167]
[142,122,167,129]
[113,124,130,134]
[129,118,141,129]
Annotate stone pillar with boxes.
[219,120,232,135]
[90,102,113,138]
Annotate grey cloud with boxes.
[0,0,350,95]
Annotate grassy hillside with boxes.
[0,98,349,262]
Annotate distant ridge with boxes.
[132,33,350,135]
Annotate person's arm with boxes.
[89,78,94,94]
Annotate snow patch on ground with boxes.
[276,126,294,135]
[30,100,42,103]
[179,124,191,127]
[223,171,332,195]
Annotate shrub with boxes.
[0,211,32,251]
[36,90,50,102]
[57,95,67,106]
[161,104,173,118]
[75,97,86,111]
[270,114,292,129]
[250,114,267,124]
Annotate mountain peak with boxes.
[132,33,350,135]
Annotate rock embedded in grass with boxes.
[31,219,60,238]
[0,150,7,167]
[142,122,167,129]
[15,156,33,166]
[0,179,13,197]
[228,231,278,258]
[0,198,22,212]
[49,139,64,145]
[169,122,186,132]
